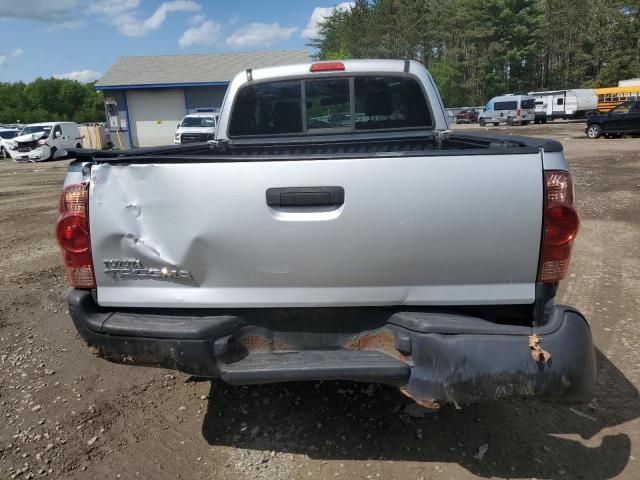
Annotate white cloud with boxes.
[188,13,206,26]
[178,19,221,48]
[89,0,201,38]
[302,2,353,39]
[54,69,102,83]
[0,0,79,22]
[10,48,23,57]
[226,22,298,48]
[0,55,6,67]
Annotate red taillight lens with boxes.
[538,171,579,282]
[310,62,345,72]
[56,184,95,288]
[57,214,90,253]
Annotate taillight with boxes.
[538,171,579,282]
[516,109,521,117]
[310,62,345,72]
[56,184,96,288]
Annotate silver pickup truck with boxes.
[58,60,595,408]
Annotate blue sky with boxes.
[0,0,352,83]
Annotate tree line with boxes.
[310,0,640,106]
[0,78,105,125]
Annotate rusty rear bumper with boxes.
[68,289,596,407]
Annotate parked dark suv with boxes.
[454,109,478,123]
[586,100,640,138]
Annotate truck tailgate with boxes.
[89,153,543,308]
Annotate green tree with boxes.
[311,0,640,106]
[0,78,104,124]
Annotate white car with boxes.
[7,122,82,162]
[174,112,218,144]
[0,128,20,159]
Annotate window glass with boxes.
[521,99,535,109]
[556,98,564,105]
[305,79,350,129]
[21,125,51,138]
[612,103,630,114]
[353,76,430,130]
[494,101,518,110]
[228,75,431,137]
[0,131,18,139]
[54,125,62,137]
[229,80,302,136]
[182,116,215,127]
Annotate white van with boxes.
[8,122,82,162]
[174,112,219,144]
[479,95,536,126]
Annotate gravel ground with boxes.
[0,122,639,480]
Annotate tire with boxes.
[49,147,57,160]
[506,117,514,126]
[479,118,486,127]
[542,118,548,124]
[587,124,602,139]
[76,143,82,149]
[0,147,7,159]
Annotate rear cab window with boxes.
[228,75,432,137]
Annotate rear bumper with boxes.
[68,289,596,407]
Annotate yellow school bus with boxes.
[594,86,640,112]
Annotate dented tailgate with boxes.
[89,153,543,308]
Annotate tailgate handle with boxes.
[266,187,344,207]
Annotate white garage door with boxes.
[127,89,185,147]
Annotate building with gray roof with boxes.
[95,50,309,148]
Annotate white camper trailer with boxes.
[529,89,597,123]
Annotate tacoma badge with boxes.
[103,259,192,281]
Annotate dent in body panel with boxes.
[90,163,190,286]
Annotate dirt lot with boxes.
[0,122,639,480]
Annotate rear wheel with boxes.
[479,118,486,127]
[587,124,602,139]
[506,117,515,126]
